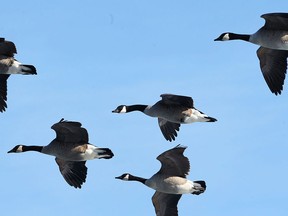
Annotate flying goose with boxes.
[116,145,206,216]
[0,37,37,112]
[8,118,114,188]
[214,13,288,95]
[112,94,217,141]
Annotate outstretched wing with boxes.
[51,119,89,143]
[152,192,181,216]
[160,94,194,108]
[156,145,190,177]
[55,158,87,189]
[0,74,9,112]
[0,38,17,57]
[261,13,288,30]
[257,47,288,95]
[158,118,180,142]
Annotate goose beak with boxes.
[115,175,121,179]
[214,37,221,41]
[7,148,14,153]
[112,108,119,113]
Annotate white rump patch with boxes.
[83,145,103,160]
[6,61,22,74]
[182,109,209,123]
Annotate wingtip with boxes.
[273,90,282,96]
[177,144,187,149]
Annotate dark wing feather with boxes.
[0,38,17,57]
[257,47,288,95]
[55,158,87,189]
[152,192,181,216]
[261,13,288,30]
[0,75,9,112]
[160,94,194,108]
[51,119,89,143]
[158,118,180,142]
[156,145,190,177]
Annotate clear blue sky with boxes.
[1,0,288,215]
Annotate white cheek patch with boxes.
[120,106,127,113]
[123,174,130,180]
[223,33,230,41]
[16,145,23,153]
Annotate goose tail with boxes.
[205,116,217,122]
[188,108,217,123]
[20,64,37,75]
[191,180,206,195]
[96,147,114,159]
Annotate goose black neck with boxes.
[22,145,43,152]
[229,33,250,41]
[126,105,148,113]
[129,174,147,184]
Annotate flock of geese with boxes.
[2,12,288,216]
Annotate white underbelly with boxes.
[146,176,193,194]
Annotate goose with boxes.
[214,13,288,95]
[7,118,114,188]
[112,94,217,142]
[115,145,206,216]
[0,37,37,112]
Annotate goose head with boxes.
[214,32,231,41]
[112,105,127,113]
[7,145,23,153]
[115,173,131,181]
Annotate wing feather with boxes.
[152,192,181,216]
[257,47,288,95]
[0,75,9,112]
[160,94,194,108]
[261,13,288,30]
[0,38,17,57]
[51,119,89,143]
[156,145,190,177]
[55,158,87,189]
[158,118,180,142]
